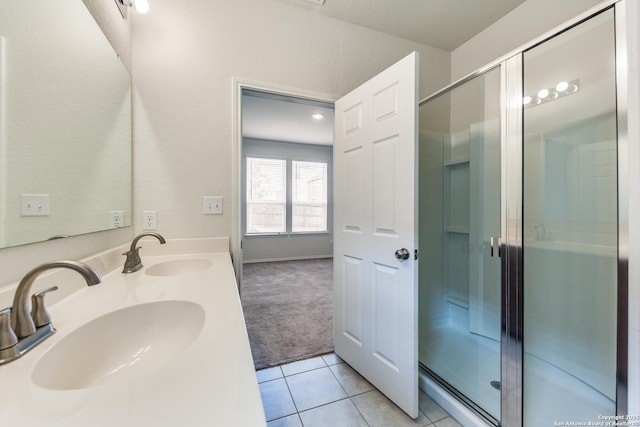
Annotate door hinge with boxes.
[414,249,419,260]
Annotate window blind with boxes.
[246,157,286,233]
[292,160,328,233]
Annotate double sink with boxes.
[0,238,266,426]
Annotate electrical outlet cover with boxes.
[143,210,157,230]
[109,210,125,228]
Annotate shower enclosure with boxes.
[418,2,627,425]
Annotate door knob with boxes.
[395,248,410,261]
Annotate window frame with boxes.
[245,156,288,235]
[291,159,329,234]
[242,145,331,238]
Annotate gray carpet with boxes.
[241,258,334,370]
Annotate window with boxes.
[292,160,328,233]
[245,156,329,235]
[246,157,286,234]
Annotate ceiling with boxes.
[242,91,335,145]
[244,0,528,145]
[275,0,526,51]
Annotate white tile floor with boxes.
[257,353,462,427]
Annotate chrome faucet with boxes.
[122,232,166,273]
[0,260,101,365]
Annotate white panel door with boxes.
[333,52,418,417]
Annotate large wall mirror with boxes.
[0,0,132,248]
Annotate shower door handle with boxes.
[490,237,501,258]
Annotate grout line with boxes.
[266,354,449,427]
[280,355,328,377]
[267,413,297,424]
[282,375,300,415]
[284,358,373,425]
[326,360,350,396]
[283,365,325,378]
[256,366,284,384]
[298,396,359,415]
[324,361,373,426]
[347,395,372,427]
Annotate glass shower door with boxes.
[522,7,618,424]
[419,66,502,422]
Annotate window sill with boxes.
[291,231,330,236]
[244,231,329,238]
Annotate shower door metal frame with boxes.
[613,0,629,414]
[500,53,523,427]
[418,0,629,425]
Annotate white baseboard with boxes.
[243,255,333,264]
[419,372,493,427]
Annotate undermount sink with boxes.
[32,300,205,391]
[144,259,213,277]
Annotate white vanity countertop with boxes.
[0,238,266,427]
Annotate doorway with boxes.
[233,84,336,369]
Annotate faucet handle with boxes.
[122,247,143,273]
[122,246,136,255]
[30,286,59,328]
[0,307,19,350]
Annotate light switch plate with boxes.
[21,194,50,216]
[203,196,223,215]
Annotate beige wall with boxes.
[450,0,604,80]
[0,0,448,287]
[130,0,450,249]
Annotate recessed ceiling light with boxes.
[304,0,326,4]
[312,113,324,120]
